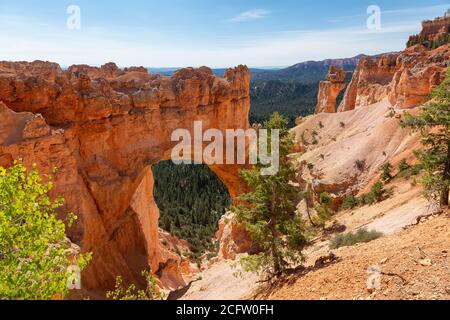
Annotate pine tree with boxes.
[401,68,450,206]
[234,113,308,278]
[380,162,394,182]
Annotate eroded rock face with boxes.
[388,45,450,108]
[339,53,399,111]
[0,61,251,292]
[339,45,449,111]
[216,212,255,260]
[315,66,347,114]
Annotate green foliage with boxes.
[0,163,91,300]
[360,181,388,205]
[340,196,359,210]
[311,192,334,229]
[400,67,450,206]
[250,80,317,127]
[407,34,450,49]
[329,229,383,249]
[380,162,394,182]
[313,204,333,229]
[235,113,308,277]
[319,192,332,205]
[153,162,231,260]
[398,159,411,173]
[340,181,390,210]
[106,271,165,300]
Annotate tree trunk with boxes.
[270,187,281,276]
[441,141,450,207]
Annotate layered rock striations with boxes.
[0,61,251,292]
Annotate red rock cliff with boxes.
[0,61,251,292]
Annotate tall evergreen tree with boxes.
[234,113,308,277]
[401,68,450,206]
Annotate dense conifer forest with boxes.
[152,161,231,259]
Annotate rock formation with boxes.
[339,45,449,111]
[339,53,398,111]
[407,14,450,47]
[388,45,450,108]
[315,66,347,113]
[216,212,256,260]
[0,61,251,292]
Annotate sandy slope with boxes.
[253,213,449,300]
[180,257,260,300]
[292,98,421,196]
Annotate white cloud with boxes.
[229,9,271,22]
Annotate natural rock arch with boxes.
[0,61,251,290]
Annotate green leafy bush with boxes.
[329,229,383,249]
[106,271,165,300]
[360,181,387,205]
[398,159,411,173]
[0,163,90,300]
[340,181,390,210]
[340,196,359,210]
[319,192,332,206]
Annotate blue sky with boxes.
[0,0,448,67]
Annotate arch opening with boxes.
[152,161,232,262]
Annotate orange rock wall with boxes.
[0,61,251,291]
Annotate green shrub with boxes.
[340,196,359,210]
[380,162,393,182]
[341,181,390,209]
[106,271,165,300]
[398,159,410,172]
[360,181,387,205]
[319,192,332,206]
[0,163,91,300]
[330,229,383,249]
[397,163,423,179]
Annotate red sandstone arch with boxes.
[0,61,251,291]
